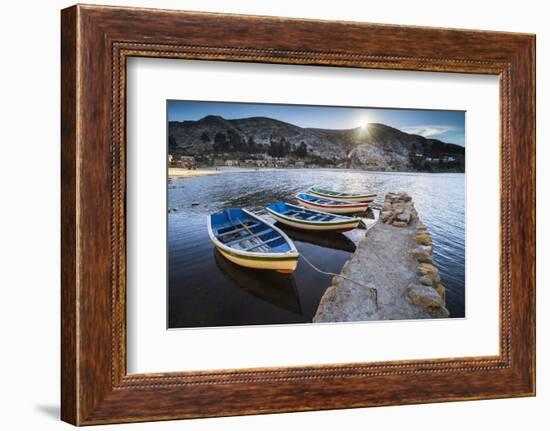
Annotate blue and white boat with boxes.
[295,193,370,214]
[266,202,360,232]
[207,208,299,273]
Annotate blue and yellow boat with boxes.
[207,208,299,273]
[266,201,360,232]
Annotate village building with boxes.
[256,160,268,168]
[240,160,257,168]
[171,155,195,169]
[274,159,288,168]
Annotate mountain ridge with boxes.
[168,115,464,172]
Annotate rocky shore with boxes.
[313,192,449,322]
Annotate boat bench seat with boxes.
[244,236,281,252]
[305,214,323,220]
[217,222,261,238]
[224,228,273,247]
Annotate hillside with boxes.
[168,115,464,172]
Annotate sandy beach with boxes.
[168,168,221,177]
[169,166,290,177]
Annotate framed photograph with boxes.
[61,4,535,425]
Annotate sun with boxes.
[357,119,371,131]
[356,113,373,131]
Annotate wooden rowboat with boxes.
[295,193,369,214]
[307,186,376,203]
[207,208,299,273]
[265,201,360,232]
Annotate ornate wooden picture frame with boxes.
[61,4,535,425]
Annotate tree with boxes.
[227,130,243,151]
[247,136,257,152]
[213,132,227,152]
[267,139,279,157]
[168,134,177,149]
[295,141,308,158]
[281,137,291,156]
[267,137,292,158]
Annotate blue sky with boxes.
[168,100,465,146]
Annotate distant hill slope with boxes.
[168,115,464,172]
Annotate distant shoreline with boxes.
[168,167,286,177]
[168,168,221,177]
[168,166,465,178]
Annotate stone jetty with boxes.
[313,192,449,322]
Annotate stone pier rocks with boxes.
[313,192,449,322]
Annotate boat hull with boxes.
[296,196,369,214]
[216,247,298,273]
[266,209,360,232]
[308,188,376,203]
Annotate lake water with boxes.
[168,169,465,328]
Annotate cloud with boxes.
[400,125,455,138]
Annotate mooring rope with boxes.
[299,252,378,309]
[245,207,379,309]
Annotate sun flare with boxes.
[355,113,373,130]
[357,119,371,131]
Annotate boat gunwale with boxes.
[217,247,300,262]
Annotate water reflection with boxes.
[213,249,304,316]
[281,227,357,253]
